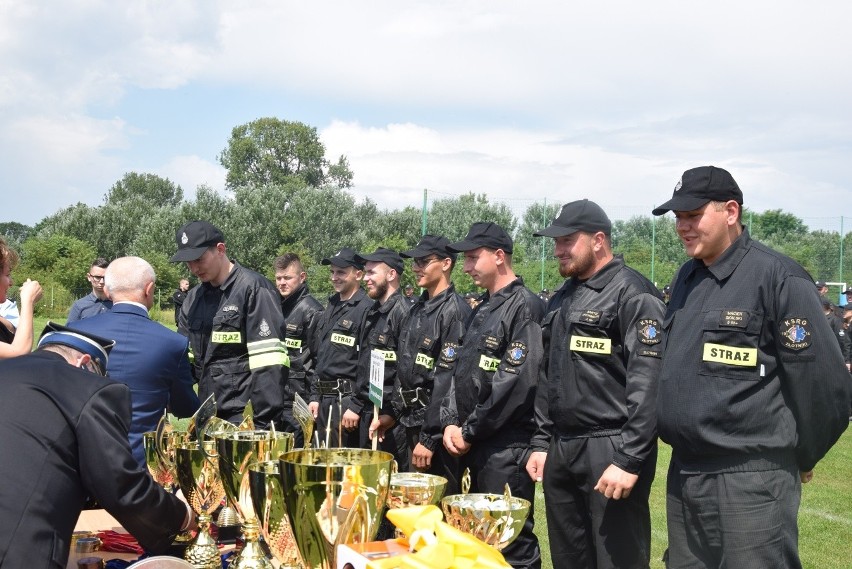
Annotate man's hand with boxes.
[412,443,434,470]
[19,279,43,306]
[308,401,319,418]
[593,464,639,500]
[443,425,470,456]
[368,414,396,441]
[800,470,814,484]
[341,409,360,430]
[526,451,547,482]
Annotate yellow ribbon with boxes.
[366,505,511,569]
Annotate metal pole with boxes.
[651,211,657,285]
[540,198,547,291]
[839,216,845,288]
[421,188,428,236]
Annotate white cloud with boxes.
[158,155,227,199]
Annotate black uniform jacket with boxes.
[442,278,545,447]
[0,351,187,568]
[531,255,665,474]
[179,261,289,428]
[658,230,850,472]
[280,283,324,401]
[353,290,410,415]
[393,284,471,450]
[311,287,374,411]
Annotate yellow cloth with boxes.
[370,506,511,569]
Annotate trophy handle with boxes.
[334,492,371,550]
[155,412,175,470]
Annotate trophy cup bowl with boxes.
[387,472,447,509]
[440,493,531,551]
[175,439,227,569]
[249,460,303,568]
[279,448,394,569]
[217,430,294,569]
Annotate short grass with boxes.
[534,433,852,569]
[31,316,852,567]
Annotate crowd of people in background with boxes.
[1,165,851,569]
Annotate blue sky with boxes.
[2,1,851,228]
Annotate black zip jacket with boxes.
[280,283,323,402]
[179,261,289,428]
[658,230,850,472]
[442,278,545,447]
[393,284,471,451]
[531,255,665,475]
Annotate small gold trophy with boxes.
[387,472,448,509]
[217,430,294,569]
[249,460,303,568]
[279,448,393,569]
[440,469,530,551]
[175,439,227,569]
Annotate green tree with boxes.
[17,234,97,297]
[746,208,808,245]
[427,193,517,242]
[0,222,34,250]
[515,201,561,268]
[218,118,354,190]
[105,172,183,207]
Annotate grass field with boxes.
[30,316,852,567]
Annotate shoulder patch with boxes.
[440,342,459,363]
[637,319,661,345]
[505,341,528,366]
[779,317,812,351]
[259,318,271,338]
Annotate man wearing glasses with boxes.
[67,258,113,323]
[383,235,470,491]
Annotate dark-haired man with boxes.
[67,258,113,323]
[391,235,470,490]
[274,253,323,447]
[171,220,289,428]
[309,248,373,448]
[527,200,664,569]
[653,166,850,568]
[441,222,545,569]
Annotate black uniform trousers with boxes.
[665,461,801,569]
[463,442,540,569]
[404,426,461,496]
[543,434,655,569]
[316,394,360,448]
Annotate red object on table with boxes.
[97,530,145,554]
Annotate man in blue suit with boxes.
[70,256,200,468]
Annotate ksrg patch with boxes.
[779,317,812,351]
[505,341,527,366]
[440,343,459,363]
[637,319,661,345]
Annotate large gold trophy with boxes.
[217,430,294,569]
[278,449,393,569]
[249,460,303,568]
[175,438,227,569]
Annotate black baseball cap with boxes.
[321,247,364,270]
[652,166,743,216]
[534,199,611,238]
[448,222,513,254]
[815,281,826,288]
[355,247,404,274]
[38,321,115,374]
[400,235,455,260]
[170,221,225,262]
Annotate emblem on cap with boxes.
[259,319,271,338]
[674,178,683,192]
[181,232,189,245]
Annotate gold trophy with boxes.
[144,431,177,492]
[387,472,448,509]
[440,469,530,551]
[175,439,227,569]
[249,460,303,568]
[217,430,294,569]
[278,448,394,569]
